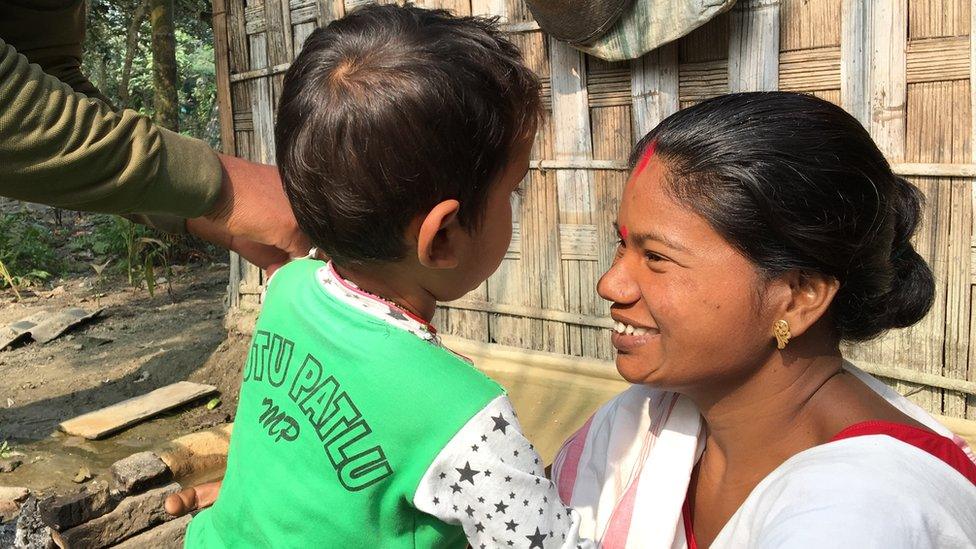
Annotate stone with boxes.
[110,452,171,495]
[0,487,30,522]
[38,481,115,531]
[157,423,233,481]
[52,483,180,548]
[111,514,191,548]
[1,519,16,547]
[0,458,23,473]
[14,496,55,548]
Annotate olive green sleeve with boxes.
[0,37,224,218]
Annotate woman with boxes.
[552,92,976,548]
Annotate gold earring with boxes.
[773,319,791,350]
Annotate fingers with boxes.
[187,217,292,271]
[164,481,222,517]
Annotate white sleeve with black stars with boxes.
[413,395,598,549]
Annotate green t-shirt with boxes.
[186,259,503,547]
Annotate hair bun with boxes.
[877,178,934,330]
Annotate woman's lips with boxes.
[609,319,659,352]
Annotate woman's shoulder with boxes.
[718,436,976,548]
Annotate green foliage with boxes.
[0,209,62,290]
[83,0,219,146]
[89,216,171,296]
[0,440,13,460]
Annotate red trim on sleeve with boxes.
[831,420,976,486]
[682,495,699,549]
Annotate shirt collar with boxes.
[315,261,439,342]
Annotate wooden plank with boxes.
[591,104,631,360]
[849,360,976,397]
[906,36,970,83]
[906,79,972,417]
[890,163,976,177]
[945,178,972,417]
[59,382,218,440]
[280,0,295,60]
[779,47,840,91]
[587,66,630,108]
[230,63,290,83]
[969,0,976,419]
[679,11,731,64]
[909,0,970,39]
[289,0,319,24]
[971,289,976,419]
[471,0,506,17]
[841,0,871,126]
[728,0,780,92]
[248,40,275,164]
[559,224,599,261]
[475,0,527,350]
[263,0,290,67]
[631,43,680,139]
[527,160,976,179]
[869,0,907,160]
[679,60,730,103]
[292,21,317,53]
[779,0,841,51]
[317,0,344,26]
[549,38,599,358]
[212,0,236,155]
[504,222,521,259]
[841,176,949,414]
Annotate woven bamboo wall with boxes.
[217,0,976,420]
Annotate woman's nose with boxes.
[598,258,640,305]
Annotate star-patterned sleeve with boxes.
[413,395,599,549]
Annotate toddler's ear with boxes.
[415,199,461,269]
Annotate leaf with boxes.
[206,397,221,410]
[91,259,112,276]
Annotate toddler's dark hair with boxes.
[633,92,935,341]
[276,3,541,265]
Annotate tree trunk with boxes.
[150,0,179,130]
[120,0,150,108]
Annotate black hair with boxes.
[275,3,541,265]
[632,92,935,341]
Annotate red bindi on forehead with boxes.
[620,225,629,240]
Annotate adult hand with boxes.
[164,480,222,517]
[187,154,310,273]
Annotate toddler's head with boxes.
[276,3,541,302]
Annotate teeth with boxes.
[612,321,650,336]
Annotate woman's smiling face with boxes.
[598,154,779,389]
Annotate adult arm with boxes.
[0,36,223,216]
[0,37,309,267]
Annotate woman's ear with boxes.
[782,270,840,339]
[414,199,462,269]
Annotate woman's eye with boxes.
[644,250,665,263]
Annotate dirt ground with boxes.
[0,262,248,498]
